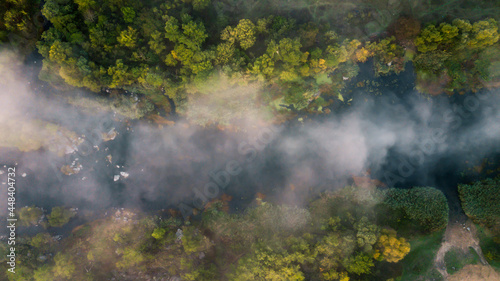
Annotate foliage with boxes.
[47,206,75,227]
[116,247,145,269]
[414,18,500,94]
[382,187,449,233]
[152,227,166,240]
[374,229,411,263]
[392,16,421,43]
[181,226,212,254]
[53,252,76,279]
[444,248,480,274]
[458,177,500,233]
[30,233,54,252]
[222,19,256,50]
[397,230,445,280]
[18,205,43,226]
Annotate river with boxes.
[2,54,499,237]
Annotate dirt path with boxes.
[434,218,491,280]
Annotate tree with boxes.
[468,19,499,49]
[215,42,236,65]
[75,0,97,12]
[53,252,76,279]
[234,19,256,50]
[7,265,32,281]
[458,177,500,233]
[30,233,53,251]
[117,26,138,48]
[48,40,72,64]
[18,205,43,226]
[228,245,306,281]
[152,227,166,240]
[181,226,212,254]
[315,233,357,274]
[383,187,449,232]
[276,38,304,66]
[121,7,135,23]
[354,217,379,251]
[222,19,256,50]
[374,229,410,263]
[354,47,370,62]
[343,253,374,275]
[392,16,421,43]
[193,0,211,11]
[47,206,75,227]
[415,24,445,53]
[180,20,208,50]
[33,265,53,281]
[116,247,145,269]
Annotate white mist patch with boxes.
[183,72,271,129]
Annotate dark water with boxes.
[2,57,500,237]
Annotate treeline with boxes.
[1,0,499,124]
[459,177,500,234]
[1,185,450,280]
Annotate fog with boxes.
[0,49,499,225]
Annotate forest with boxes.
[0,0,499,280]
[2,0,500,124]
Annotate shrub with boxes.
[383,187,449,232]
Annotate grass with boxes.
[476,225,500,271]
[444,247,480,274]
[397,230,444,281]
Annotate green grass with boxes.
[397,230,444,281]
[444,247,480,274]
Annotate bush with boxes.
[458,177,500,233]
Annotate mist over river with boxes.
[1,54,499,236]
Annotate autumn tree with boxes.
[373,229,410,263]
[53,253,76,279]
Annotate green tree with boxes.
[235,19,256,50]
[458,177,500,232]
[383,187,449,232]
[33,265,53,281]
[53,252,76,279]
[468,19,500,49]
[181,226,212,254]
[343,253,374,275]
[30,233,53,252]
[228,245,306,281]
[152,227,166,240]
[354,216,379,251]
[192,0,210,11]
[47,206,75,227]
[18,205,43,226]
[7,265,32,281]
